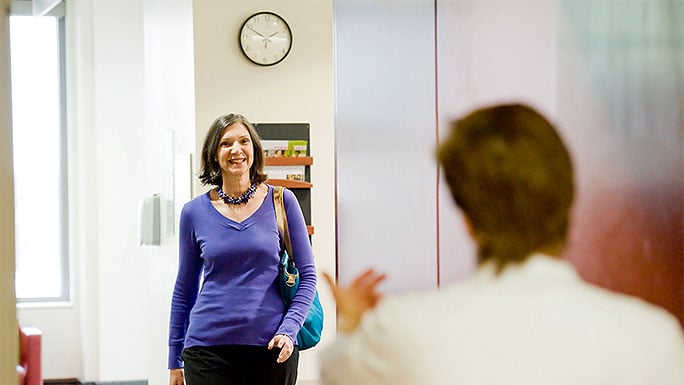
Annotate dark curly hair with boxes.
[436,104,574,272]
[198,113,268,187]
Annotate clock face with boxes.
[239,12,292,66]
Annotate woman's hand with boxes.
[169,368,184,385]
[268,334,294,363]
[322,269,386,333]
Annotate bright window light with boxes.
[10,15,68,301]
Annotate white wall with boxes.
[142,0,196,384]
[90,1,149,378]
[1,0,20,383]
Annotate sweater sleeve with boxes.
[276,188,318,342]
[167,202,203,369]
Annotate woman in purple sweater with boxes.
[168,113,317,385]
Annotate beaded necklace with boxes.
[217,182,258,205]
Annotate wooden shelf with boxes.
[267,179,313,189]
[264,156,313,166]
[255,124,313,237]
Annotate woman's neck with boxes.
[221,174,252,196]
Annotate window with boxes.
[10,11,68,303]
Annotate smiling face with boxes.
[199,113,268,187]
[216,122,254,180]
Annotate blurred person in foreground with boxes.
[320,103,684,385]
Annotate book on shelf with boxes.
[262,140,308,158]
[265,165,306,181]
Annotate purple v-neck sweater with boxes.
[168,185,317,369]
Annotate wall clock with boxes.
[239,11,293,66]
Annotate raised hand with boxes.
[322,269,387,333]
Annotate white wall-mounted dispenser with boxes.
[138,194,161,246]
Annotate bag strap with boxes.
[273,186,295,264]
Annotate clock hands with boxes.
[248,26,264,37]
[248,26,282,49]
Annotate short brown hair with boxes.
[198,113,268,186]
[437,104,574,271]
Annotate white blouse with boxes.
[320,255,684,385]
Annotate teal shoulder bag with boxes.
[273,186,324,350]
